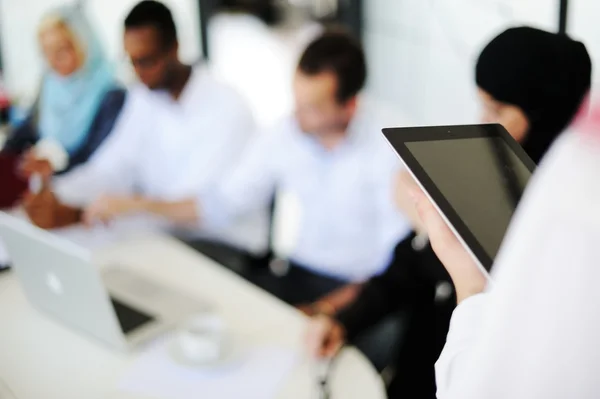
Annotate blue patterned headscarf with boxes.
[38,5,115,154]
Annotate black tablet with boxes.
[382,124,536,273]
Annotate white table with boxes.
[0,234,386,399]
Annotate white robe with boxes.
[436,110,600,399]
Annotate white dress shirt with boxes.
[55,67,269,255]
[435,129,600,399]
[200,103,411,282]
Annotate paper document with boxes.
[119,339,297,399]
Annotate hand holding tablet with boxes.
[410,187,488,302]
[383,124,536,277]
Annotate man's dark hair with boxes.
[124,1,177,48]
[298,29,367,103]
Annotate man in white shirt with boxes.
[426,122,600,399]
[85,30,408,307]
[199,31,411,308]
[28,29,407,305]
[24,1,269,266]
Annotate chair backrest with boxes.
[270,189,302,260]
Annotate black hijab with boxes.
[476,27,592,164]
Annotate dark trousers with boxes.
[183,238,270,275]
[247,261,346,304]
[387,297,454,399]
[247,262,405,372]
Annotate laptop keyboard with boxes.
[103,267,211,324]
[104,267,176,302]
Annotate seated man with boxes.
[195,30,411,308]
[23,0,268,266]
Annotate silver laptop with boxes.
[0,212,209,351]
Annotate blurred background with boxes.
[0,2,599,396]
[0,0,599,129]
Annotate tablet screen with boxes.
[406,137,532,261]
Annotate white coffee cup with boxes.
[176,313,225,363]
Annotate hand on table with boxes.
[411,187,487,303]
[83,195,145,226]
[297,304,316,316]
[23,186,81,229]
[297,300,337,317]
[306,315,346,359]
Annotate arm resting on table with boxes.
[142,198,200,225]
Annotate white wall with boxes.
[0,0,201,103]
[3,0,598,118]
[364,0,560,126]
[569,0,600,92]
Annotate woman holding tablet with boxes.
[422,102,600,399]
[307,27,591,398]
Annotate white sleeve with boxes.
[199,129,279,229]
[435,222,600,399]
[435,293,488,398]
[53,93,141,206]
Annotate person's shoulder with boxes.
[350,109,390,150]
[355,97,410,154]
[127,80,148,95]
[192,66,246,104]
[114,84,147,119]
[253,115,297,146]
[106,83,156,134]
[347,113,402,177]
[123,83,151,106]
[358,97,413,132]
[192,66,255,122]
